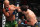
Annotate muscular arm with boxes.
[16,7,22,12]
[3,8,9,17]
[3,8,13,17]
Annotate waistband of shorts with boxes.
[34,22,38,25]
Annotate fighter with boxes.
[16,5,37,26]
[3,0,16,27]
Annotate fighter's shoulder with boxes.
[9,4,15,6]
[27,9,34,15]
[11,5,14,6]
[27,9,34,13]
[9,5,16,10]
[27,9,31,11]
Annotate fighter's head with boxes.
[4,0,9,8]
[20,5,27,12]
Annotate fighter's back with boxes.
[25,9,37,26]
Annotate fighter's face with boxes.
[22,11,26,14]
[4,2,9,8]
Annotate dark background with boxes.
[8,0,40,16]
[0,0,3,27]
[20,0,40,16]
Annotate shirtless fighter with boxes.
[3,0,16,27]
[16,5,37,26]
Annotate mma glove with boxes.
[5,8,9,12]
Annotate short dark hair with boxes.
[20,5,27,11]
